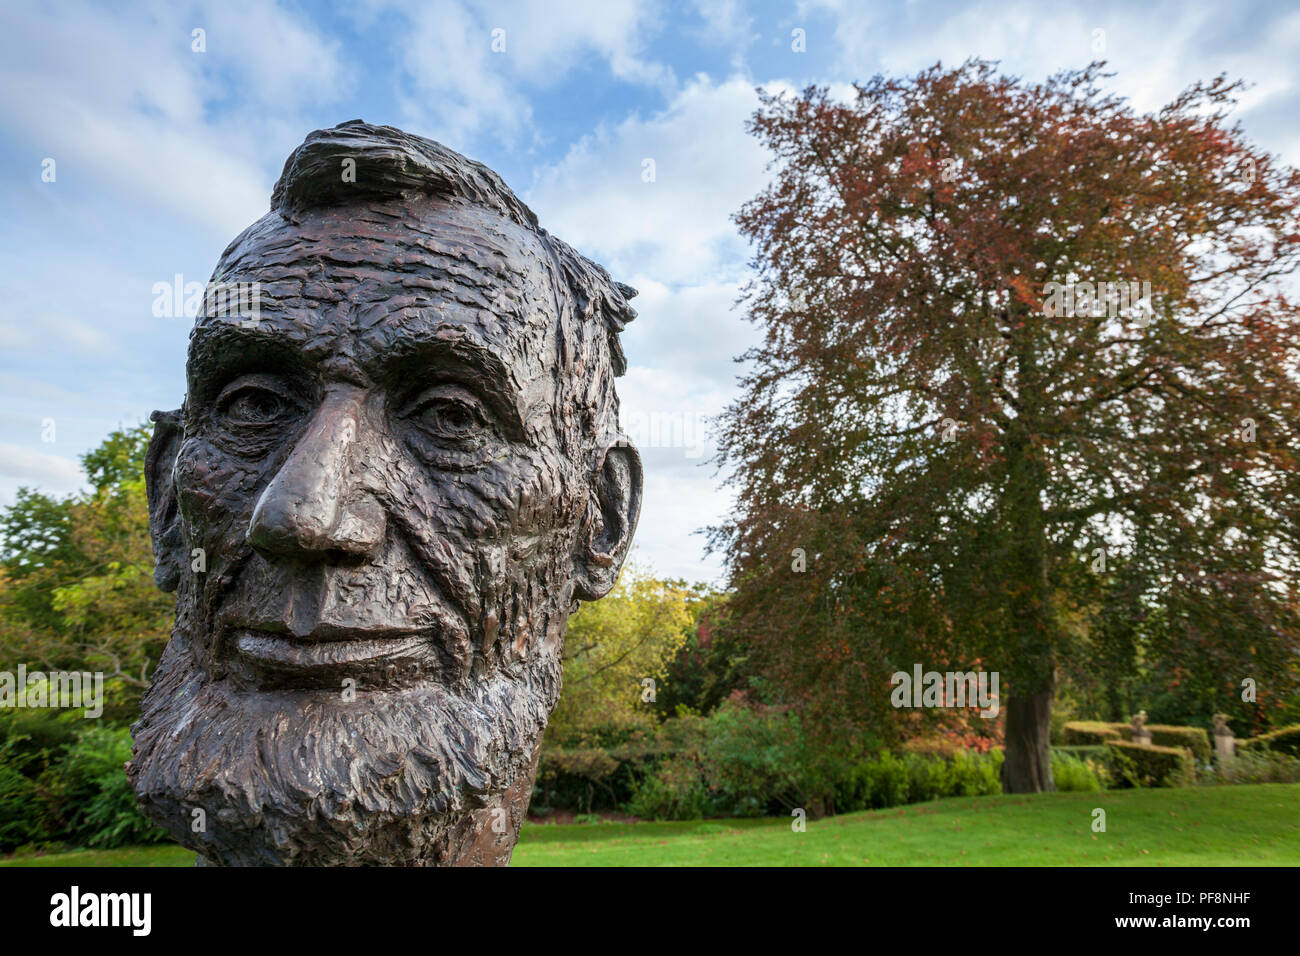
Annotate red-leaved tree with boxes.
[712,61,1300,792]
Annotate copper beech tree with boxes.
[713,61,1300,793]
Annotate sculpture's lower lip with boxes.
[233,629,433,673]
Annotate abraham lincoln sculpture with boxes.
[128,120,642,866]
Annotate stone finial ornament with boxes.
[1212,714,1236,762]
[128,121,643,866]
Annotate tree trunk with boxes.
[1001,679,1056,793]
[999,310,1057,794]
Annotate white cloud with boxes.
[0,0,351,240]
[0,443,84,490]
[804,0,1300,162]
[618,355,734,584]
[521,73,781,578]
[0,310,118,357]
[622,277,754,388]
[635,467,731,584]
[497,0,670,89]
[527,73,776,285]
[374,0,671,146]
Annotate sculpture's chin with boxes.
[128,630,562,866]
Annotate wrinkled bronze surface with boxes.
[129,121,642,866]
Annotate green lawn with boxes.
[4,783,1297,867]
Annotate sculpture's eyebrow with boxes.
[187,321,313,402]
[365,328,528,438]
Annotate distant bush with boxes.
[1208,751,1300,785]
[1146,725,1211,763]
[694,701,813,814]
[1238,724,1300,759]
[1052,745,1108,762]
[1051,750,1109,792]
[534,736,660,815]
[1062,721,1124,746]
[0,708,80,777]
[0,721,166,852]
[40,725,167,849]
[625,754,709,820]
[624,702,814,820]
[621,702,1006,821]
[1104,740,1196,788]
[835,750,911,811]
[0,741,44,851]
[822,749,1003,815]
[1064,720,1212,763]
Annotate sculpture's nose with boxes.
[247,387,386,560]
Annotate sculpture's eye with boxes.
[214,377,299,430]
[404,386,488,443]
[222,388,285,425]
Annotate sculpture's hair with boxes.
[266,119,636,376]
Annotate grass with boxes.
[3,783,1297,867]
[1,843,195,867]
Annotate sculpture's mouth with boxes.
[229,627,441,687]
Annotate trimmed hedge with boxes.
[1104,740,1195,788]
[1063,721,1211,762]
[1238,724,1300,758]
[1062,721,1123,745]
[1147,725,1211,763]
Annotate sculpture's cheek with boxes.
[173,439,262,562]
[390,441,583,539]
[397,450,585,667]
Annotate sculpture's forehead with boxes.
[191,199,562,381]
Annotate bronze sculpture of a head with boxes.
[128,120,642,866]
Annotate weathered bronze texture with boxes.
[128,121,642,866]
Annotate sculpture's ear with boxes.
[145,409,185,592]
[573,442,643,601]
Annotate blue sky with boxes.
[2,0,1298,583]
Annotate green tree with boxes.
[547,564,693,743]
[0,425,171,719]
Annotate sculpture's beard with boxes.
[129,595,564,866]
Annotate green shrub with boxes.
[1208,751,1300,785]
[1062,721,1124,745]
[535,731,663,814]
[839,750,910,810]
[946,748,1004,797]
[0,708,80,777]
[623,702,832,819]
[903,751,947,803]
[0,739,45,852]
[1051,750,1108,792]
[1238,724,1300,758]
[1146,725,1211,763]
[41,725,167,848]
[625,754,708,820]
[588,703,1012,821]
[1052,745,1108,762]
[1064,720,1213,762]
[696,702,808,813]
[833,749,1002,812]
[1104,740,1195,788]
